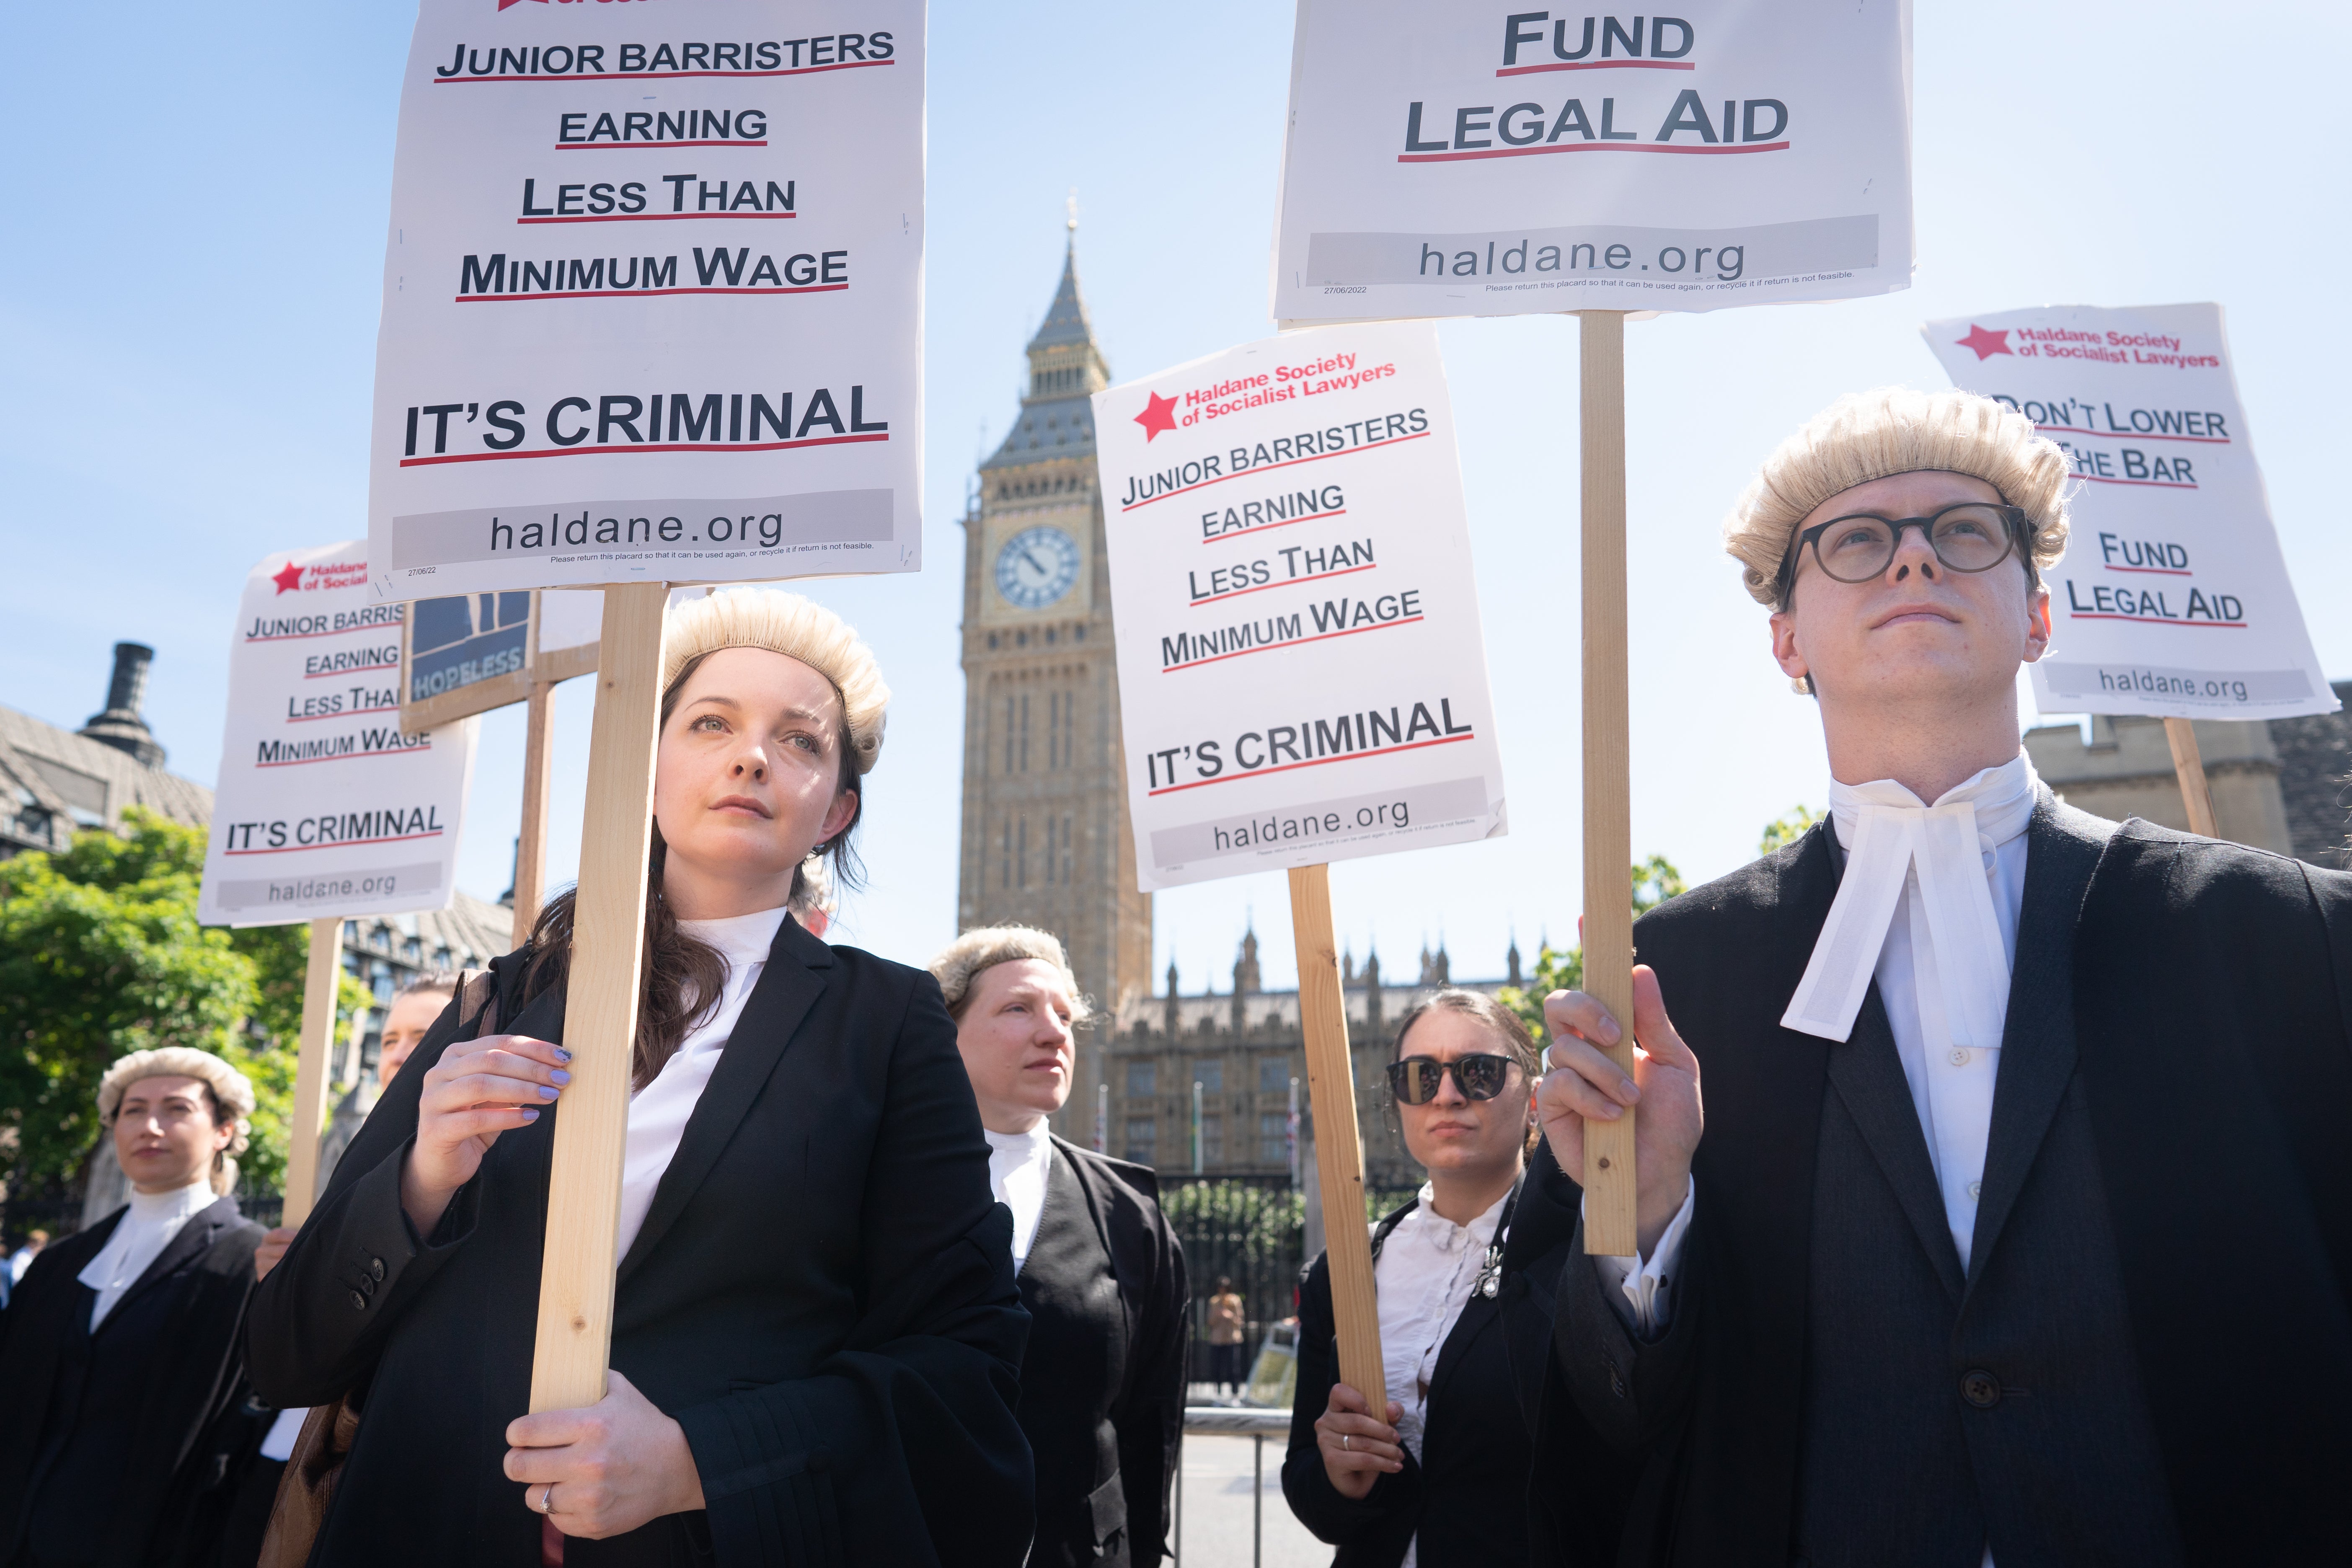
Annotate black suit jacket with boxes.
[1285,1165,1637,1568]
[1015,1139,1187,1568]
[0,1193,266,1568]
[1541,807,2352,1566]
[246,917,1034,1567]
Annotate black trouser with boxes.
[1211,1341,1248,1392]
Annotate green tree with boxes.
[1758,803,1824,857]
[0,811,364,1199]
[1631,853,1687,915]
[1494,854,1685,1041]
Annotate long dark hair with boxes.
[518,649,866,1088]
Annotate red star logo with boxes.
[1954,324,2013,362]
[271,561,305,595]
[1133,390,1179,443]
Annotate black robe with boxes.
[246,919,1034,1567]
[0,1193,267,1568]
[1537,806,2352,1565]
[1013,1139,1187,1568]
[1285,1168,1639,1567]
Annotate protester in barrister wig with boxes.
[0,1047,270,1567]
[930,926,1186,1568]
[1534,387,2352,1565]
[1283,990,1634,1568]
[249,589,1034,1567]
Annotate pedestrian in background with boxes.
[1205,1278,1248,1398]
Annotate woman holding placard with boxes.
[248,589,1032,1566]
[1282,990,1628,1568]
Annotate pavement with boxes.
[1170,1431,1328,1568]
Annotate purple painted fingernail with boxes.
[520,1108,540,1122]
[538,1085,559,1100]
[554,1046,574,1063]
[550,1069,572,1085]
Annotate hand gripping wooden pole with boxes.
[1287,863,1385,1408]
[1577,311,1639,1257]
[281,916,344,1229]
[529,581,669,1415]
[2161,717,2220,839]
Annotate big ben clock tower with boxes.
[958,218,1151,1133]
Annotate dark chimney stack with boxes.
[78,642,166,768]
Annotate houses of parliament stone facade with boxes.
[956,237,1519,1183]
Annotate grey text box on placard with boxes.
[2038,662,2314,705]
[390,490,893,571]
[1305,214,1877,287]
[211,862,443,912]
[1151,778,1490,871]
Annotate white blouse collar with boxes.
[676,904,791,971]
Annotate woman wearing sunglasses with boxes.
[1281,989,1621,1567]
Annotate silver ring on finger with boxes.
[536,1484,555,1514]
[1341,1433,1351,1451]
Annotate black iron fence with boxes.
[1161,1175,1422,1390]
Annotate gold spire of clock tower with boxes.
[958,229,1152,1139]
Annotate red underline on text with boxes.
[457,284,846,302]
[1201,507,1346,543]
[1400,139,1787,163]
[286,705,398,723]
[258,747,432,770]
[435,61,892,84]
[518,212,796,225]
[224,830,443,855]
[2081,475,2196,490]
[307,661,399,677]
[1123,433,1429,512]
[1163,615,1422,672]
[398,431,887,467]
[1148,733,1474,796]
[1495,60,1697,76]
[2035,423,2228,444]
[1191,563,1375,607]
[244,625,397,644]
[555,139,768,150]
[2103,565,2194,576]
[2066,613,2245,628]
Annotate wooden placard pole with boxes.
[281,915,344,1229]
[2161,716,2220,839]
[512,673,557,950]
[1287,863,1384,1408]
[1577,311,1639,1257]
[528,581,669,1415]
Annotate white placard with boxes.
[199,543,478,928]
[1093,321,1507,891]
[367,1,924,600]
[1922,303,2337,721]
[1272,0,1913,322]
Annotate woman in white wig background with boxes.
[250,590,1033,1567]
[0,1046,273,1566]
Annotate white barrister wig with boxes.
[660,589,891,774]
[927,925,1095,1026]
[97,1046,256,1196]
[1722,387,2073,609]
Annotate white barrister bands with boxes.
[1922,302,2337,721]
[1095,321,1507,892]
[367,0,925,600]
[1272,0,1914,321]
[197,543,477,929]
[1780,758,2037,1047]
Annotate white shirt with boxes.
[613,905,789,1262]
[985,1124,1055,1274]
[77,1175,215,1330]
[1372,1185,1509,1568]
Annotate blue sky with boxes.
[4,1,2346,995]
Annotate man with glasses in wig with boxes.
[1532,387,2352,1567]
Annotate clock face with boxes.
[994,525,1082,611]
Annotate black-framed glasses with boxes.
[1779,503,2029,597]
[1387,1054,1520,1105]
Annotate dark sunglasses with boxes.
[1386,1054,1520,1105]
